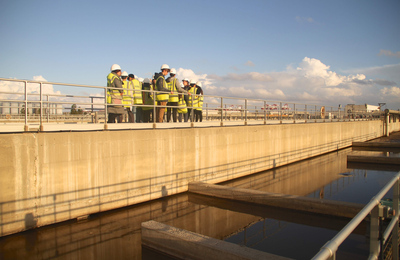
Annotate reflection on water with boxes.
[0,147,398,260]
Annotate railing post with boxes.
[24,81,28,131]
[153,88,157,128]
[315,105,317,123]
[39,82,43,131]
[305,104,307,123]
[393,179,399,260]
[280,102,282,124]
[369,205,380,259]
[263,101,266,125]
[206,103,208,121]
[244,99,248,125]
[220,97,223,126]
[104,87,108,129]
[47,95,50,123]
[294,103,296,124]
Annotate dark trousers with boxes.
[108,113,122,123]
[195,110,203,122]
[166,102,178,122]
[136,107,143,123]
[143,109,153,123]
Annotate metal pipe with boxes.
[312,171,400,260]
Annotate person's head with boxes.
[190,79,197,88]
[182,78,189,86]
[170,68,176,77]
[160,64,170,76]
[121,71,128,81]
[143,78,151,87]
[128,74,135,81]
[111,64,122,76]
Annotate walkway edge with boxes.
[188,182,365,219]
[141,220,292,260]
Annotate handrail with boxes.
[312,171,400,260]
[0,77,385,132]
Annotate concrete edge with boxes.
[347,155,400,165]
[352,142,400,148]
[188,182,365,219]
[141,220,292,260]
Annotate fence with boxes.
[0,77,383,132]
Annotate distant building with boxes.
[344,104,381,117]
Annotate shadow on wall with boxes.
[0,132,378,237]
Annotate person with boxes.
[166,68,187,122]
[195,81,204,122]
[142,78,154,122]
[130,74,143,123]
[187,79,198,122]
[155,64,171,122]
[121,71,134,122]
[107,64,124,123]
[178,78,190,122]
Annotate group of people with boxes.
[106,64,203,123]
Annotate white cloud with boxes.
[378,49,400,58]
[171,58,399,109]
[295,16,315,23]
[245,61,255,67]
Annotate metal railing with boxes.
[0,77,383,132]
[312,171,400,260]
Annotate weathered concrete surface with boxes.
[189,182,364,218]
[352,142,400,148]
[141,220,292,260]
[0,120,398,236]
[347,155,400,165]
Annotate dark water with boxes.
[0,147,399,260]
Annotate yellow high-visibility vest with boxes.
[156,75,169,102]
[107,73,122,104]
[167,78,179,103]
[177,97,187,114]
[132,79,143,105]
[122,80,133,107]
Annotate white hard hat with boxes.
[170,68,176,74]
[111,64,121,71]
[161,64,170,70]
[196,81,202,87]
[143,78,151,84]
[190,79,197,85]
[121,71,128,77]
[182,78,189,82]
[138,77,144,82]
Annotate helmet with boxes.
[111,64,121,72]
[182,78,189,82]
[121,71,128,77]
[170,68,176,74]
[143,78,151,84]
[196,81,202,87]
[190,79,197,85]
[161,64,170,71]
[138,78,144,82]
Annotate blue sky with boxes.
[1,0,399,109]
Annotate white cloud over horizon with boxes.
[175,57,400,109]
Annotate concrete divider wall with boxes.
[1,120,398,236]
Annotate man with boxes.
[195,81,204,122]
[188,79,198,122]
[121,71,133,122]
[178,78,190,122]
[166,68,187,122]
[155,64,171,122]
[129,74,143,123]
[141,78,154,122]
[107,64,124,123]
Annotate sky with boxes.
[1,0,400,109]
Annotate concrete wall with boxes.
[1,120,399,236]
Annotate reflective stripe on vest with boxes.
[196,95,203,111]
[156,75,169,102]
[177,97,187,114]
[167,78,179,102]
[107,73,122,104]
[132,79,143,105]
[188,86,199,108]
[122,80,133,107]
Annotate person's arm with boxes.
[175,78,188,93]
[157,78,170,92]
